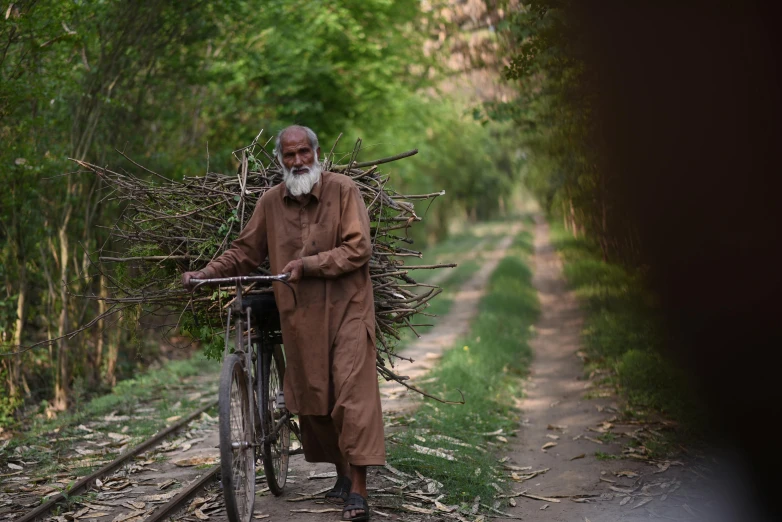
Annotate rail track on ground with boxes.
[10,401,227,522]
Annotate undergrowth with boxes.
[550,224,703,440]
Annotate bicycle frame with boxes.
[189,274,301,450]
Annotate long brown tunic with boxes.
[203,171,385,464]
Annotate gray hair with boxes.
[274,125,319,161]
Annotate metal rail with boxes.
[17,400,218,522]
[144,465,221,522]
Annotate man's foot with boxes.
[325,475,352,505]
[342,492,370,521]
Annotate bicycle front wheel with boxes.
[219,354,255,522]
[260,345,290,496]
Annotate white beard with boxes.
[282,161,322,197]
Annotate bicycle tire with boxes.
[259,345,290,496]
[219,354,255,522]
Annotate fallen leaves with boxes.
[308,471,338,479]
[157,479,177,490]
[503,464,532,472]
[172,455,218,467]
[519,492,561,503]
[541,441,557,450]
[138,492,177,502]
[632,497,653,509]
[402,504,434,515]
[508,467,550,483]
[411,444,455,461]
[110,510,147,522]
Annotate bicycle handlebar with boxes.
[190,273,290,287]
[188,272,296,311]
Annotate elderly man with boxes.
[182,125,384,521]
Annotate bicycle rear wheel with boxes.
[219,354,255,522]
[259,345,290,496]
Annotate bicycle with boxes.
[190,274,303,522]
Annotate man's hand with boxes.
[282,259,304,283]
[182,270,206,290]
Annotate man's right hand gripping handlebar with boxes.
[182,270,208,291]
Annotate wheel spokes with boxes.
[229,370,251,520]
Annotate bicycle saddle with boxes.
[243,293,282,332]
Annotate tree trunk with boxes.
[53,201,73,411]
[105,323,119,388]
[94,274,107,385]
[9,265,27,401]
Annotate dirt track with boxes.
[498,217,720,522]
[19,217,739,522]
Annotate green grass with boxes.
[386,230,539,506]
[550,224,703,439]
[594,451,621,461]
[391,226,511,348]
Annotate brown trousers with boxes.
[297,320,385,466]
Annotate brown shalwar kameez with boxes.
[203,171,385,466]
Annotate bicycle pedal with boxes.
[275,391,285,410]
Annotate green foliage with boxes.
[388,231,538,504]
[594,451,621,461]
[490,1,638,263]
[348,96,522,241]
[551,224,702,431]
[0,0,523,421]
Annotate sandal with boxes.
[342,492,370,521]
[325,475,352,505]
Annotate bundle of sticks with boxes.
[74,132,457,397]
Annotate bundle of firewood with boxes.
[73,133,455,394]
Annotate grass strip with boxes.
[386,230,539,507]
[394,226,511,345]
[549,224,704,442]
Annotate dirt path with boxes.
[498,217,707,522]
[381,223,522,415]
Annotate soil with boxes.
[496,217,723,522]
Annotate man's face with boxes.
[280,129,320,174]
[279,128,323,197]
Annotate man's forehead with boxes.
[281,129,310,150]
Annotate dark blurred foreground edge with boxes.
[571,1,782,519]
